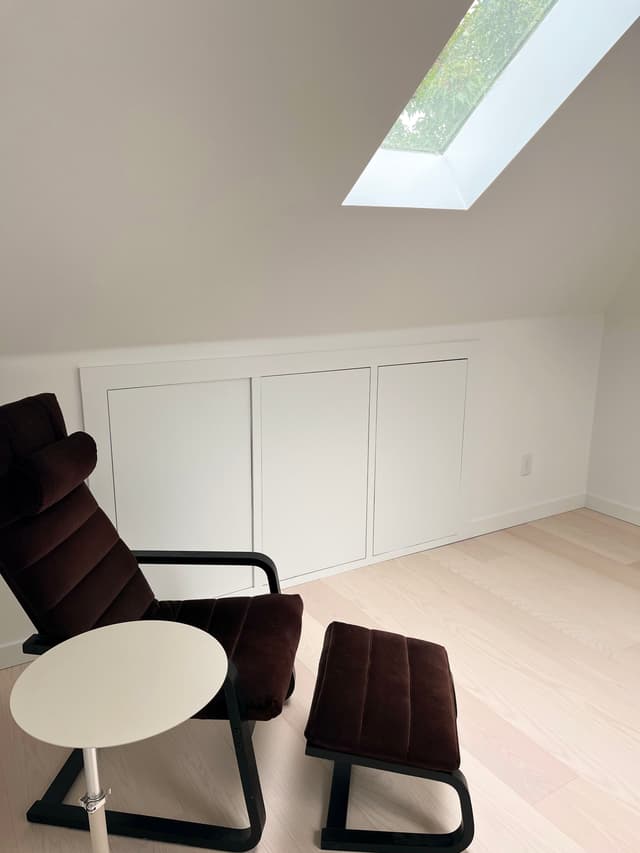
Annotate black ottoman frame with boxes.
[306,745,475,853]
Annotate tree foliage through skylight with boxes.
[382,0,558,154]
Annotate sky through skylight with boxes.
[382,0,559,155]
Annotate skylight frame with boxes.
[344,0,640,210]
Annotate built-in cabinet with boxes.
[81,342,470,598]
[373,360,467,555]
[108,380,253,598]
[261,369,370,579]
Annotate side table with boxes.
[10,620,228,853]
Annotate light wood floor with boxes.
[1,508,639,852]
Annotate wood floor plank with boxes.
[455,687,576,805]
[507,523,640,590]
[532,514,640,564]
[1,509,640,852]
[442,540,640,652]
[451,537,506,563]
[485,521,640,594]
[453,753,585,853]
[558,509,640,548]
[536,778,640,853]
[577,507,640,540]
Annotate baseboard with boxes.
[586,494,640,527]
[466,494,587,538]
[275,495,587,590]
[276,532,462,590]
[0,640,31,670]
[262,495,588,592]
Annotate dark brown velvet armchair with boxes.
[0,392,303,851]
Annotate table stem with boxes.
[82,747,110,853]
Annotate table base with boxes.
[25,676,265,852]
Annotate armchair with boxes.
[0,393,303,851]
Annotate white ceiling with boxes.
[0,0,638,355]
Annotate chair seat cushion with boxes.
[147,593,303,721]
[305,621,460,773]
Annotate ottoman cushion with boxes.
[305,621,460,773]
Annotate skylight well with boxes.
[344,0,640,210]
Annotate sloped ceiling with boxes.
[0,0,638,355]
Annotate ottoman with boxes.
[305,621,474,853]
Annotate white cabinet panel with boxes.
[108,380,253,598]
[261,369,370,580]
[374,360,467,555]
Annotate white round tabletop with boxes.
[10,620,228,750]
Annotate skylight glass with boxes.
[382,0,558,155]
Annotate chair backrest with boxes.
[0,393,154,641]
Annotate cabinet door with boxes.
[261,369,370,580]
[108,380,253,598]
[374,360,467,555]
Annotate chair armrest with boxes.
[23,634,57,656]
[132,550,282,594]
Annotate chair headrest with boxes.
[9,431,97,516]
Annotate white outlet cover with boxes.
[521,453,533,477]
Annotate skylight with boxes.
[344,0,640,210]
[382,0,558,155]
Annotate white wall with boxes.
[0,313,604,663]
[464,315,602,533]
[588,278,640,523]
[0,1,637,357]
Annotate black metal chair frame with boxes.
[22,551,294,852]
[305,746,475,853]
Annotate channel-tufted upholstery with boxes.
[305,621,460,772]
[149,595,303,720]
[0,394,154,638]
[0,393,302,722]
